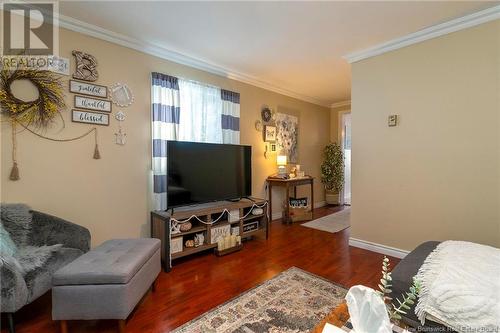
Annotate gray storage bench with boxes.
[52,239,161,332]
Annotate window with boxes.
[151,72,241,210]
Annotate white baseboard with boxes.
[271,201,326,221]
[349,237,409,259]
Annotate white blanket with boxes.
[415,241,500,332]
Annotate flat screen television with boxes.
[167,141,252,209]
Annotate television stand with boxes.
[151,197,269,272]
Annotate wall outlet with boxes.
[388,115,398,127]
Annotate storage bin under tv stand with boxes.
[150,197,269,272]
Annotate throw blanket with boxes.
[1,204,61,275]
[415,241,500,332]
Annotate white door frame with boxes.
[337,110,351,206]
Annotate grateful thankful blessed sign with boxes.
[72,110,109,126]
[70,80,107,98]
[74,95,112,113]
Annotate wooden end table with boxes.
[266,176,314,224]
[311,302,349,333]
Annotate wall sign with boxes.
[75,95,112,113]
[72,110,109,126]
[72,50,99,82]
[70,80,107,98]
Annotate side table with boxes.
[266,176,314,224]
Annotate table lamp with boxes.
[277,155,287,176]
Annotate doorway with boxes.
[340,112,351,205]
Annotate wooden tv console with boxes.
[151,198,269,272]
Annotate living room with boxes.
[1,2,499,333]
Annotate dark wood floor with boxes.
[3,205,399,333]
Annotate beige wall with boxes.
[351,20,500,251]
[1,28,330,246]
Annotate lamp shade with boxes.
[277,155,287,166]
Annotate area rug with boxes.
[172,267,347,333]
[301,208,350,233]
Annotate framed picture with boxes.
[267,142,277,153]
[72,110,110,126]
[74,95,112,113]
[264,125,277,142]
[70,80,107,98]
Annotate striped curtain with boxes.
[221,89,240,144]
[151,73,241,211]
[151,72,180,211]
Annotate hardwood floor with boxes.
[2,205,399,333]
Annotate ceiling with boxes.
[59,1,497,106]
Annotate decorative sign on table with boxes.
[72,110,109,126]
[210,224,231,244]
[243,221,259,234]
[74,95,112,113]
[289,197,308,208]
[70,80,107,98]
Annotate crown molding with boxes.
[330,100,351,109]
[56,14,330,107]
[344,5,500,63]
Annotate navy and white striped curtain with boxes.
[151,72,180,211]
[221,89,240,144]
[151,73,241,210]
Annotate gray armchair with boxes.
[1,210,90,333]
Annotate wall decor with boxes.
[254,120,263,132]
[72,50,98,82]
[264,142,277,159]
[70,80,107,98]
[0,68,101,181]
[109,83,134,107]
[261,106,272,122]
[276,113,299,163]
[74,95,112,113]
[114,111,126,145]
[388,115,398,127]
[264,125,277,142]
[72,110,110,126]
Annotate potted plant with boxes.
[320,142,344,205]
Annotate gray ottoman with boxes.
[52,239,161,332]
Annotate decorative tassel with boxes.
[93,144,101,159]
[10,119,20,181]
[9,162,20,181]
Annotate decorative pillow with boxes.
[0,222,18,256]
[0,203,32,247]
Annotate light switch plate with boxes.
[388,115,398,127]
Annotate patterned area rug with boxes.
[172,267,347,333]
[301,208,350,234]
